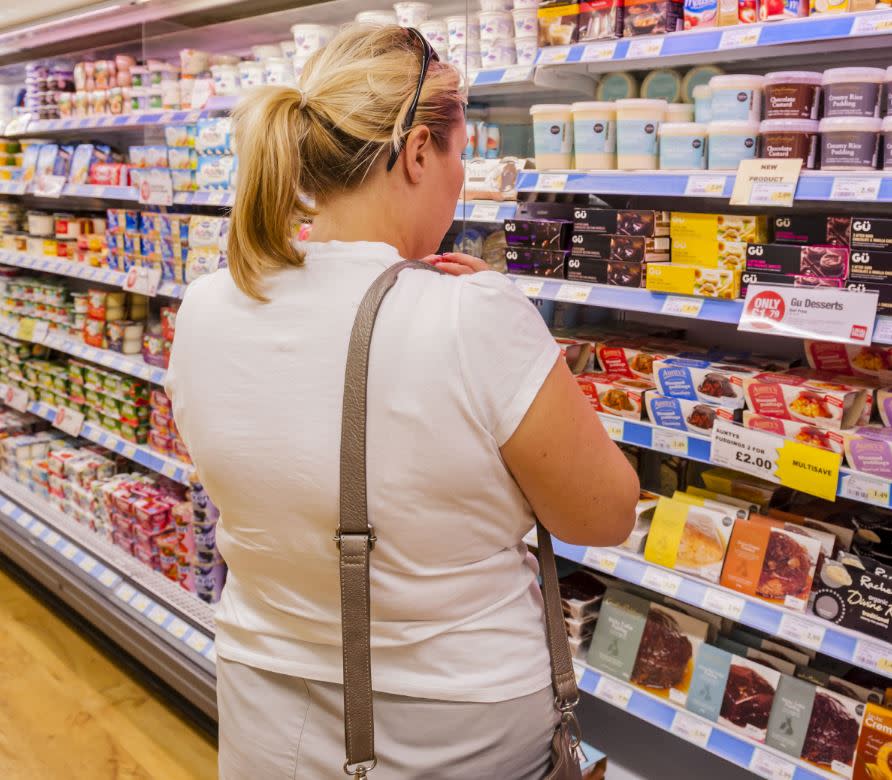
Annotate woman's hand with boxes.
[423,252,490,276]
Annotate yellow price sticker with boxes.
[16,317,36,341]
[775,440,841,502]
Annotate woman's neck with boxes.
[309,189,413,259]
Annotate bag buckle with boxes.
[334,526,377,551]
[344,759,377,777]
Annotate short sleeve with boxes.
[456,272,560,446]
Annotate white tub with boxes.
[530,104,574,169]
[394,2,431,26]
[572,101,616,169]
[660,122,707,170]
[616,98,667,170]
[707,120,759,170]
[709,74,766,122]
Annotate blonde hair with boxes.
[228,24,464,301]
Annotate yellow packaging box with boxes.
[645,264,740,299]
[670,213,768,269]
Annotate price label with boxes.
[711,418,778,481]
[115,583,136,603]
[78,556,97,573]
[731,159,802,209]
[131,593,150,613]
[148,605,168,625]
[583,548,619,574]
[750,748,795,780]
[574,663,586,685]
[702,588,745,620]
[653,427,688,456]
[581,41,617,62]
[854,639,892,674]
[626,37,663,59]
[830,176,881,202]
[16,317,36,341]
[556,283,591,303]
[842,474,891,507]
[122,266,162,297]
[500,65,533,83]
[517,279,544,298]
[684,175,727,197]
[32,175,66,198]
[600,415,624,441]
[671,711,711,748]
[538,47,569,64]
[719,26,761,49]
[852,11,892,35]
[162,462,179,479]
[31,320,49,343]
[595,677,631,709]
[539,173,568,192]
[468,202,502,222]
[206,190,228,206]
[122,444,137,459]
[641,566,682,597]
[749,180,798,207]
[98,569,118,587]
[874,317,892,344]
[44,531,61,547]
[167,618,189,639]
[660,295,704,318]
[4,385,29,413]
[187,632,211,653]
[61,543,78,560]
[54,407,84,438]
[778,614,825,651]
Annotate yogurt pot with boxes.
[692,84,712,123]
[210,64,239,96]
[764,71,822,120]
[515,35,538,65]
[707,120,759,170]
[479,11,514,40]
[819,116,881,170]
[446,14,480,46]
[822,67,885,118]
[758,119,819,168]
[659,122,707,170]
[27,211,53,237]
[419,19,448,51]
[572,102,616,169]
[666,103,695,122]
[263,57,292,86]
[615,98,667,171]
[394,2,431,26]
[884,116,892,171]
[530,104,574,169]
[290,23,337,57]
[481,39,516,68]
[238,60,265,89]
[512,7,538,37]
[252,44,282,60]
[279,40,296,58]
[355,10,398,24]
[480,0,512,9]
[709,74,765,122]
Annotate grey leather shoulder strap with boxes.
[338,260,578,777]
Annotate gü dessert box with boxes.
[566,257,655,287]
[745,243,850,279]
[850,217,892,251]
[743,372,868,431]
[645,264,740,298]
[569,232,671,262]
[848,249,892,284]
[572,208,670,236]
[503,218,573,249]
[772,215,852,247]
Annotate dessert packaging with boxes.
[577,372,653,418]
[687,644,733,722]
[772,215,852,247]
[743,411,846,454]
[653,358,754,409]
[587,588,650,681]
[645,264,740,298]
[645,390,738,434]
[572,208,670,236]
[853,702,892,780]
[569,232,671,262]
[804,341,892,384]
[801,688,864,776]
[766,675,817,759]
[745,243,850,279]
[718,656,782,743]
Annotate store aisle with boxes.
[0,564,217,779]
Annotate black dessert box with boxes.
[505,247,567,277]
[811,555,892,642]
[745,243,850,279]
[846,280,892,312]
[851,217,892,251]
[503,218,573,250]
[772,215,852,247]
[572,208,670,237]
[848,249,892,284]
[741,270,846,297]
[570,233,670,262]
[566,257,654,287]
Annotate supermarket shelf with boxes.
[454,200,517,224]
[6,109,205,138]
[536,8,892,73]
[509,276,892,346]
[0,474,216,718]
[468,64,597,100]
[4,395,193,485]
[0,180,26,196]
[541,528,892,680]
[174,190,234,207]
[573,662,833,780]
[517,170,892,204]
[592,411,892,510]
[0,317,167,385]
[0,181,234,208]
[0,250,187,299]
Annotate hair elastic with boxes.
[295,87,308,110]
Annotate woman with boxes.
[166,24,639,780]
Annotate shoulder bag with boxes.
[337,260,583,779]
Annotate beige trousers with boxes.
[217,657,558,779]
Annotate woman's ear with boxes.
[402,125,432,184]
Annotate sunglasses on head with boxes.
[386,27,440,172]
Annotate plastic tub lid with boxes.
[571,101,616,112]
[530,104,573,115]
[659,122,707,134]
[614,98,668,109]
[707,120,761,133]
[819,116,882,132]
[822,67,886,84]
[764,71,823,85]
[709,74,766,89]
[692,84,711,99]
[759,119,819,132]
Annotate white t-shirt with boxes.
[166,240,560,703]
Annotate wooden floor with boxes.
[0,565,218,779]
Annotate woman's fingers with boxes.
[438,252,490,273]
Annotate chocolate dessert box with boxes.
[572,208,670,236]
[503,218,573,250]
[772,215,852,247]
[569,232,671,262]
[801,688,864,777]
[566,257,659,287]
[653,358,756,410]
[766,675,817,759]
[745,243,850,279]
[718,656,782,743]
[850,217,892,251]
[645,390,739,434]
[587,589,651,681]
[644,496,737,583]
[848,249,892,284]
[671,490,751,521]
[629,602,709,706]
[811,555,892,642]
[853,702,892,780]
[720,517,824,612]
[686,643,733,722]
[504,247,567,277]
